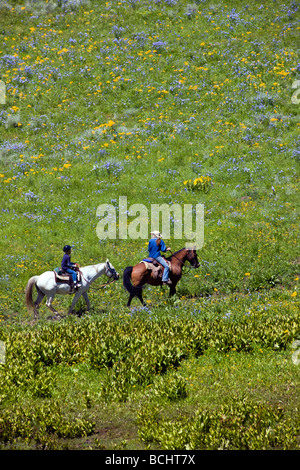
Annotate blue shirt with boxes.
[61,253,75,271]
[148,238,166,259]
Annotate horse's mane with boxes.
[168,248,186,259]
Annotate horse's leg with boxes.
[127,292,135,307]
[136,290,145,306]
[46,295,59,315]
[82,292,90,312]
[34,289,45,320]
[169,284,177,297]
[68,291,83,314]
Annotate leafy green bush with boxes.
[150,373,188,402]
[0,400,94,449]
[138,396,300,450]
[1,307,299,405]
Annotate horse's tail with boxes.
[25,276,39,312]
[123,266,143,295]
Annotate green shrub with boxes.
[0,400,94,448]
[138,397,299,450]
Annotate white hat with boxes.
[150,231,162,238]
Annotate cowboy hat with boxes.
[150,231,162,239]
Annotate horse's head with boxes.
[105,259,119,280]
[186,248,200,268]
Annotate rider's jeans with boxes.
[155,256,169,281]
[65,268,77,283]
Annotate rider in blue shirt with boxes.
[148,231,172,284]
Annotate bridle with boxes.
[106,262,119,281]
[169,249,199,275]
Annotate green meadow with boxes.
[0,0,299,450]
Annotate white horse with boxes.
[25,259,119,319]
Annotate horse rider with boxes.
[61,245,80,293]
[148,231,172,285]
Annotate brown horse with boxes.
[123,248,200,307]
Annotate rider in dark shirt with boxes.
[61,245,79,293]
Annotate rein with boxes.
[88,278,118,290]
[169,250,185,266]
[79,268,118,290]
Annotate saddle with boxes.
[53,268,81,284]
[141,257,172,280]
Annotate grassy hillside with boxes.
[0,0,299,450]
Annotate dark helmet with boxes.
[63,245,72,252]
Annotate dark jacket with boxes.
[61,253,75,272]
